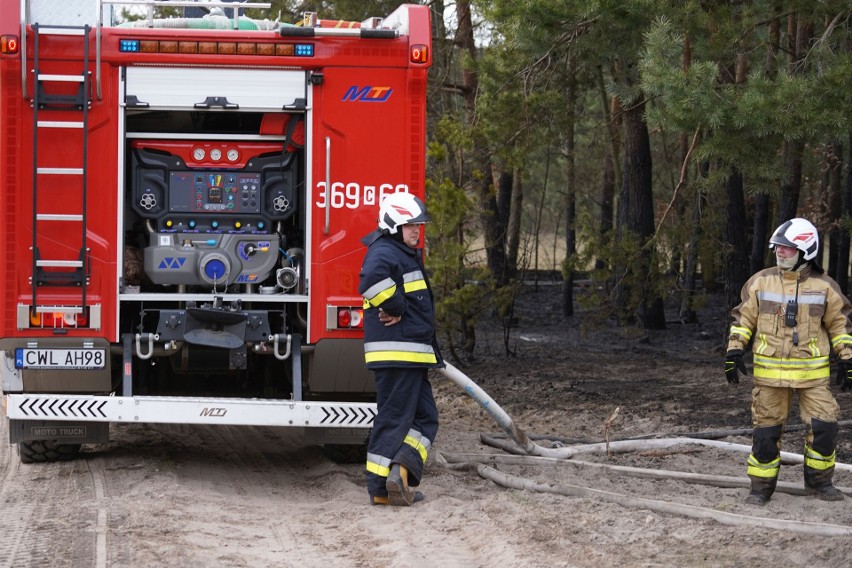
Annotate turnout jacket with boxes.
[727,265,852,387]
[358,230,443,369]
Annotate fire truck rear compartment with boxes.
[0,1,436,459]
[118,62,317,398]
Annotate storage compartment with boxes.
[125,67,307,111]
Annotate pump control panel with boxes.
[169,171,262,215]
[130,140,298,233]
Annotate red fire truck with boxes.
[0,0,432,462]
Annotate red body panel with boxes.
[0,2,430,362]
[310,66,428,343]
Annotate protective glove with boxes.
[835,359,852,392]
[724,349,747,385]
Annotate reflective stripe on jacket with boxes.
[358,230,443,369]
[727,266,852,387]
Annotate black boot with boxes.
[745,476,777,506]
[386,463,416,506]
[746,425,783,505]
[804,420,845,502]
[804,465,845,502]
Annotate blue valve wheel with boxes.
[203,258,228,281]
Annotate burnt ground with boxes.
[450,281,851,463]
[417,281,852,566]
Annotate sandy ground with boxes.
[2,286,852,567]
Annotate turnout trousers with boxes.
[366,367,439,499]
[747,384,841,491]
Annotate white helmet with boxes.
[768,218,819,261]
[378,192,430,234]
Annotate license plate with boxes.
[15,348,106,370]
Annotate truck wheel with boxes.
[322,443,367,464]
[18,441,81,463]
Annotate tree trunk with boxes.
[776,15,811,225]
[532,148,552,289]
[594,67,618,272]
[431,0,446,41]
[725,167,750,320]
[750,194,770,275]
[679,190,702,324]
[824,142,842,279]
[454,0,482,354]
[596,152,615,273]
[677,34,699,322]
[506,167,523,278]
[563,57,577,317]
[679,134,703,324]
[485,172,510,286]
[748,1,780,277]
[622,95,665,330]
[777,139,804,224]
[838,133,852,294]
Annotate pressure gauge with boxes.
[227,148,240,162]
[192,148,206,161]
[210,149,222,161]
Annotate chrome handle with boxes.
[96,0,102,99]
[324,136,331,234]
[20,0,27,100]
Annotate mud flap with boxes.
[9,419,109,444]
[308,338,375,394]
[303,426,371,445]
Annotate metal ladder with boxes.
[30,23,91,318]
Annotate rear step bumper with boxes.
[5,393,376,428]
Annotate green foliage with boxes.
[570,209,674,328]
[433,0,852,338]
[426,121,518,360]
[641,7,852,181]
[426,173,508,360]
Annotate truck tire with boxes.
[322,443,367,464]
[18,441,81,463]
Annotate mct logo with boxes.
[342,86,392,102]
[200,407,227,417]
[159,257,187,269]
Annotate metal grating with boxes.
[28,0,106,27]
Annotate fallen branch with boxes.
[440,451,851,497]
[568,438,852,472]
[604,407,620,455]
[479,433,852,472]
[637,448,702,458]
[475,464,852,538]
[482,419,852,445]
[480,433,533,455]
[442,362,852,469]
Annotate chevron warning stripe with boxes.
[7,394,377,427]
[19,397,108,418]
[320,406,376,425]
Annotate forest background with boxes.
[237,0,852,362]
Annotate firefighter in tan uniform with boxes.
[725,218,852,505]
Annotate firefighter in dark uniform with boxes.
[726,218,852,505]
[359,192,443,506]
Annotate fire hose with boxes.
[438,362,577,459]
[436,362,852,537]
